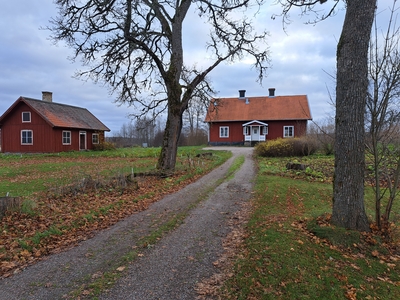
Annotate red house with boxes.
[204,89,312,146]
[0,92,110,153]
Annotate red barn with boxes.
[0,92,110,153]
[204,89,312,146]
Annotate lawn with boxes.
[1,149,399,299]
[220,154,400,299]
[0,146,231,278]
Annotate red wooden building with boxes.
[204,89,312,146]
[0,92,110,153]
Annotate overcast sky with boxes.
[0,1,395,135]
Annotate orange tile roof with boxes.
[204,95,312,122]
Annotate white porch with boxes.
[243,120,268,143]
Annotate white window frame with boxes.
[22,112,31,123]
[262,126,268,135]
[283,126,294,138]
[92,133,99,144]
[219,126,229,138]
[21,130,33,145]
[62,131,71,145]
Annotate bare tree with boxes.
[366,0,400,231]
[277,0,375,231]
[135,116,157,146]
[48,0,270,174]
[307,117,335,155]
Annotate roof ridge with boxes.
[22,97,88,110]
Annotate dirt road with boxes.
[0,147,255,299]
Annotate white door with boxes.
[251,127,259,141]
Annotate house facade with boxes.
[0,92,110,153]
[204,89,312,146]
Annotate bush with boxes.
[93,141,117,151]
[255,137,318,157]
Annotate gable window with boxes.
[283,126,294,138]
[21,130,33,145]
[62,131,71,145]
[220,126,229,138]
[92,133,99,144]
[22,112,31,123]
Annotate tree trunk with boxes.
[157,108,182,174]
[332,0,376,232]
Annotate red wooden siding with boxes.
[209,122,244,144]
[208,120,308,145]
[0,102,105,153]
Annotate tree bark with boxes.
[157,108,182,174]
[332,0,376,231]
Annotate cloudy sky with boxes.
[0,1,394,135]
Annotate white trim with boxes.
[242,120,268,127]
[79,131,87,150]
[21,130,33,145]
[22,112,31,123]
[62,131,71,145]
[283,126,294,138]
[92,133,99,144]
[219,126,229,138]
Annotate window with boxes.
[22,112,31,123]
[243,126,250,135]
[21,130,33,145]
[92,133,99,144]
[62,131,71,145]
[219,126,229,138]
[262,126,268,135]
[283,126,294,138]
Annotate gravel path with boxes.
[0,147,255,300]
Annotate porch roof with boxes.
[242,120,268,127]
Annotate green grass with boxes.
[221,155,400,299]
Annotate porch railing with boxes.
[244,135,266,142]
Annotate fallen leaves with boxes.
[0,155,208,278]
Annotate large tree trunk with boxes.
[157,102,183,173]
[332,0,376,232]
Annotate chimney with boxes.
[239,90,246,99]
[42,91,53,102]
[268,88,275,97]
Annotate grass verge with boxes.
[220,156,400,299]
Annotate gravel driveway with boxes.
[0,147,255,300]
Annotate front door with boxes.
[251,127,259,141]
[79,131,86,150]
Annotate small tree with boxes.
[365,0,400,230]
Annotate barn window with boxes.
[283,126,294,138]
[62,131,71,145]
[21,130,33,145]
[92,133,99,144]
[22,112,31,123]
[219,126,229,138]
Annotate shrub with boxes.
[255,138,294,157]
[255,137,318,157]
[93,141,117,151]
